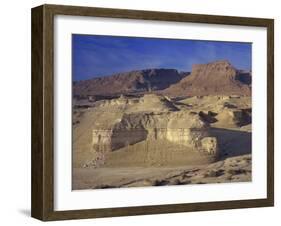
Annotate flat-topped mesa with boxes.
[191,60,237,81]
[192,60,232,68]
[192,60,234,73]
[162,60,251,96]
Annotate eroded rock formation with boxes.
[86,94,219,168]
[163,60,251,96]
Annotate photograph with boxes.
[30,3,274,221]
[72,34,252,190]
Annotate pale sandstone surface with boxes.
[73,94,251,189]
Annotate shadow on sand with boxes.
[209,127,251,160]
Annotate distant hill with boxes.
[73,60,251,98]
[162,60,251,97]
[73,69,187,97]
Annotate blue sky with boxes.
[72,34,252,81]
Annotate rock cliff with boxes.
[163,60,251,96]
[74,94,219,168]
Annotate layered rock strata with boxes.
[87,94,219,167]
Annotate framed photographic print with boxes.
[31,4,274,221]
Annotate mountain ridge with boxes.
[73,60,251,98]
[73,68,187,97]
[162,60,251,96]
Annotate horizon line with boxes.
[73,60,251,82]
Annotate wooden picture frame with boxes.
[31,4,274,221]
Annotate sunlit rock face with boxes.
[201,137,219,156]
[163,60,251,96]
[166,112,208,147]
[74,94,245,168]
[214,108,251,127]
[91,108,212,154]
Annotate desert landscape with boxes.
[72,60,252,190]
